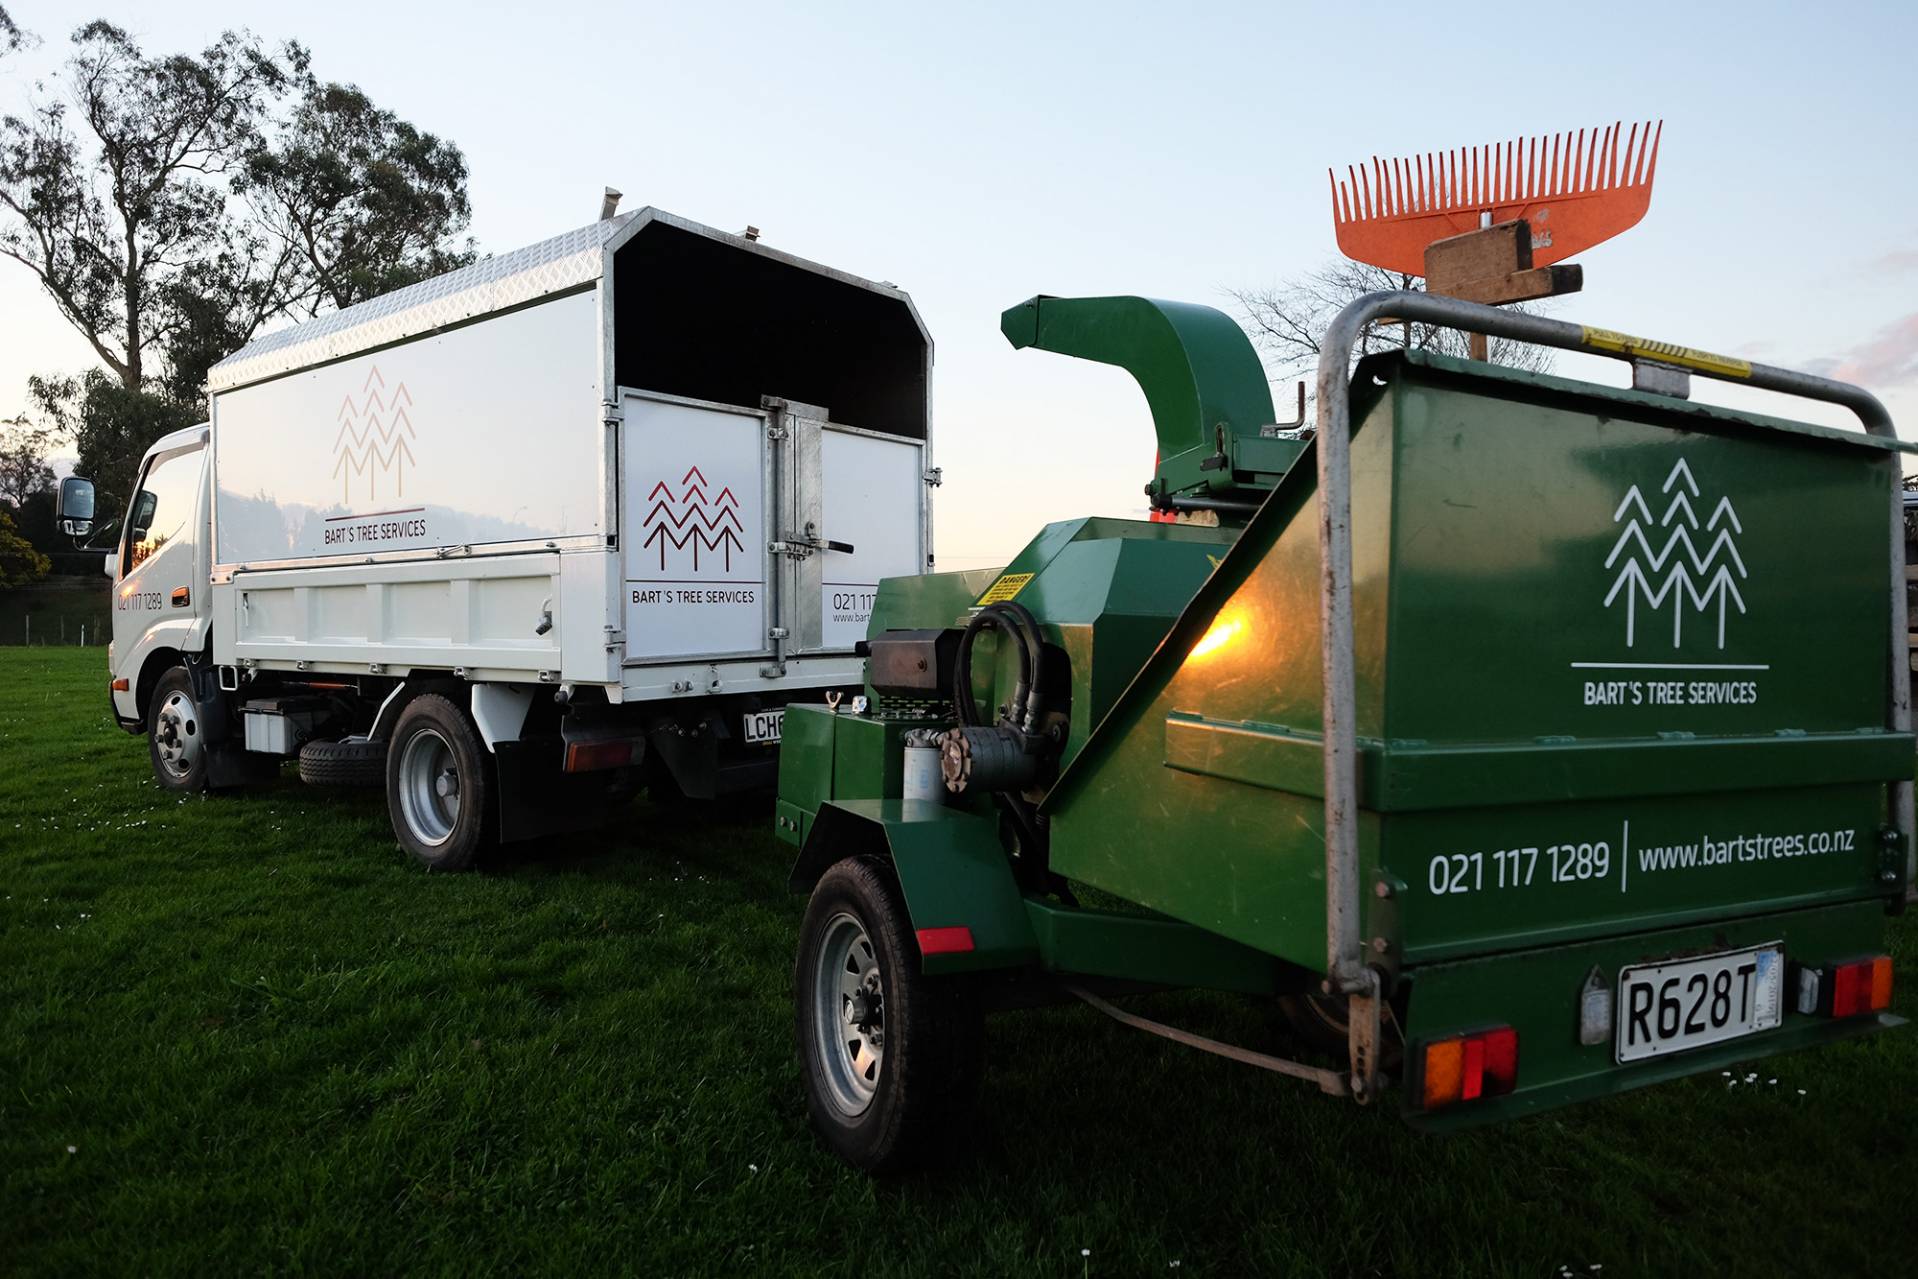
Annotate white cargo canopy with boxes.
[207,207,932,688]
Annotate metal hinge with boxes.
[602,400,625,424]
[768,626,789,640]
[923,466,944,487]
[767,421,788,441]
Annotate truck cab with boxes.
[99,426,212,739]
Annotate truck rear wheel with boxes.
[386,694,494,871]
[795,856,983,1172]
[147,666,209,793]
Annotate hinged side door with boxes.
[620,389,772,664]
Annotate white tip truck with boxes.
[55,206,935,867]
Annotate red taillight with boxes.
[1822,956,1893,1018]
[1420,1026,1518,1110]
[563,739,636,773]
[915,926,975,956]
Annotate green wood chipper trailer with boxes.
[772,289,1912,1171]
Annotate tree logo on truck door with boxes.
[331,366,417,503]
[1603,458,1747,648]
[640,466,744,570]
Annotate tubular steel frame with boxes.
[1314,291,1911,1097]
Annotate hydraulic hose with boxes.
[953,605,1033,728]
[993,600,1049,732]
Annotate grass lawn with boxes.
[2,645,1913,1276]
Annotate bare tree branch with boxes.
[1228,260,1557,397]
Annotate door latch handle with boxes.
[769,535,855,558]
[170,587,190,608]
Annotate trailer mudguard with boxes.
[789,799,1038,976]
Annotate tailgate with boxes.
[1365,355,1913,962]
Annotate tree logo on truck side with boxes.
[639,465,744,570]
[332,366,417,503]
[1603,458,1747,648]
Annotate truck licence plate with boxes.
[743,709,784,745]
[1616,943,1784,1063]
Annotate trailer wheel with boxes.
[795,856,983,1172]
[298,737,387,788]
[147,666,210,793]
[386,694,493,871]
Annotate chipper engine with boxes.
[773,125,1911,1171]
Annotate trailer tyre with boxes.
[795,856,984,1172]
[298,737,387,788]
[147,666,210,794]
[385,694,494,871]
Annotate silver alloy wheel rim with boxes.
[153,689,202,779]
[813,910,884,1116]
[397,727,460,847]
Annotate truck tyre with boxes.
[147,666,210,793]
[795,856,984,1172]
[385,694,494,871]
[298,737,387,788]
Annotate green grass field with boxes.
[2,646,1913,1277]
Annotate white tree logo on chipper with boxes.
[1603,458,1747,648]
[640,465,744,570]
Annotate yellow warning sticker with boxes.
[1580,327,1752,380]
[975,572,1035,605]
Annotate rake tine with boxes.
[1348,165,1362,219]
[1623,121,1641,187]
[1360,162,1374,220]
[1607,120,1622,188]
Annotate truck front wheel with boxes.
[795,856,984,1172]
[147,666,209,793]
[386,694,494,871]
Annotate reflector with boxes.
[915,925,975,956]
[1868,957,1893,1013]
[1422,1039,1464,1109]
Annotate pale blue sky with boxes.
[4,1,1915,567]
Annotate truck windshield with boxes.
[125,446,201,573]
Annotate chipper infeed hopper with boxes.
[774,290,1911,1171]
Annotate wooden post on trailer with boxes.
[1422,220,1584,360]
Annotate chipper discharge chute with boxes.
[772,288,1911,1171]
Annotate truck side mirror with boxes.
[56,476,96,537]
